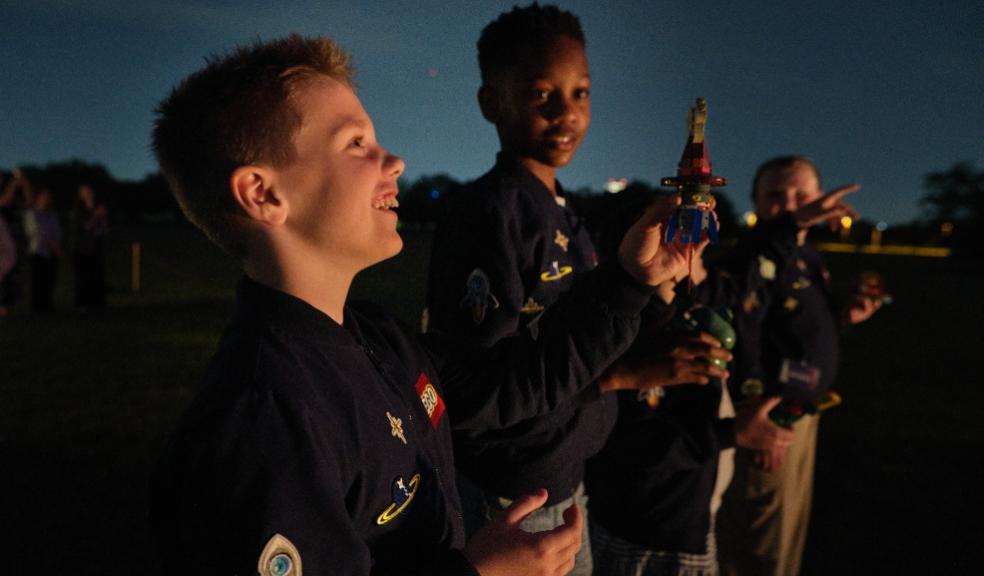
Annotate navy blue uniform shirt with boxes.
[700,212,840,399]
[585,299,736,553]
[152,261,653,575]
[427,154,621,505]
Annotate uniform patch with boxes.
[376,473,421,525]
[554,230,570,252]
[792,276,812,290]
[520,297,545,315]
[740,378,764,398]
[460,268,500,324]
[758,256,776,280]
[540,261,573,282]
[783,297,799,311]
[386,411,406,444]
[258,534,302,576]
[796,258,807,272]
[415,373,446,428]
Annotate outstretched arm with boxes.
[794,183,860,229]
[436,196,694,431]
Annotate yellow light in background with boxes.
[838,215,852,240]
[941,222,954,237]
[743,212,758,227]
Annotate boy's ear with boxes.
[477,85,501,123]
[230,166,288,226]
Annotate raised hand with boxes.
[618,196,694,287]
[842,293,881,325]
[794,184,860,230]
[463,489,583,576]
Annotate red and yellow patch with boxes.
[415,373,446,428]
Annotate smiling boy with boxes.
[149,34,691,576]
[425,5,623,574]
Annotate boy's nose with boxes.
[545,95,578,123]
[386,152,405,178]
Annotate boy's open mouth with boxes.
[372,194,400,210]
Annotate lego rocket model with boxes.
[662,97,728,244]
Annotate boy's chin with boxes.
[537,149,578,169]
[361,234,404,270]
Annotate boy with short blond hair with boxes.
[150,34,690,576]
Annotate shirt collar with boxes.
[494,152,567,201]
[235,276,364,349]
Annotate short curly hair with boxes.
[153,34,353,256]
[477,3,586,84]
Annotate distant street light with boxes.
[605,178,627,193]
[839,216,853,240]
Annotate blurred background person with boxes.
[72,183,109,311]
[0,168,30,315]
[23,185,63,313]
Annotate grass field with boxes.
[1,223,981,574]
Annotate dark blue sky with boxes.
[2,0,981,223]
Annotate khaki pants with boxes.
[718,415,818,576]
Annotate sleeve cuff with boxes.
[596,261,658,318]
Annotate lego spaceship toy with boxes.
[662,97,728,245]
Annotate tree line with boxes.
[3,159,980,257]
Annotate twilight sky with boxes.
[1,0,981,223]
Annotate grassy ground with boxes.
[1,224,981,574]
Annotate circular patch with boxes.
[258,534,302,576]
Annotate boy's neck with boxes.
[516,156,558,196]
[244,248,353,325]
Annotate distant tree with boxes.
[920,161,983,258]
[921,162,983,225]
[398,174,464,225]
[114,173,181,221]
[16,160,113,210]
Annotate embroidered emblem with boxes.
[554,230,570,252]
[520,297,545,315]
[740,378,764,398]
[386,411,406,444]
[742,292,760,314]
[783,297,799,311]
[758,256,776,281]
[460,268,500,324]
[415,373,446,428]
[540,261,573,282]
[376,473,421,525]
[796,258,807,272]
[792,276,812,290]
[258,534,302,576]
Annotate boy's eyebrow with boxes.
[329,115,372,138]
[527,72,592,81]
